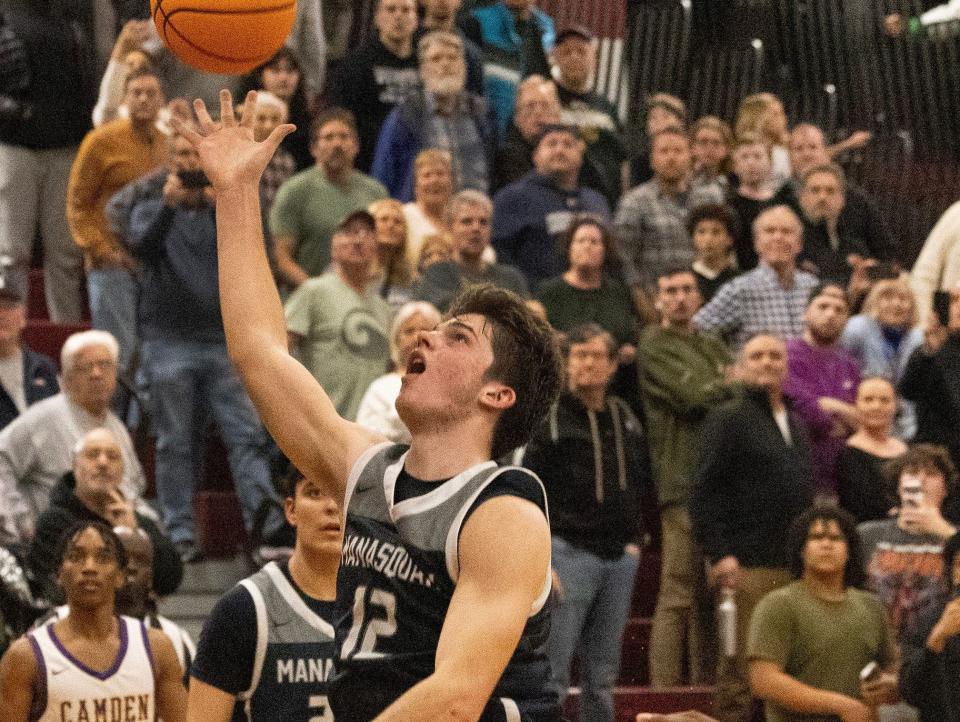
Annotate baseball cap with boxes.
[336,209,376,233]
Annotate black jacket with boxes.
[773,179,895,264]
[900,596,960,722]
[900,336,960,471]
[523,392,651,559]
[0,0,96,149]
[689,385,814,567]
[27,472,183,603]
[0,346,59,431]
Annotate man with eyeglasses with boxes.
[522,323,651,722]
[26,427,182,605]
[0,330,152,546]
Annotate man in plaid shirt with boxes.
[614,128,724,289]
[693,205,819,350]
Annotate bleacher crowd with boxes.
[2,1,960,721]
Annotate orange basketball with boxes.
[150,0,297,75]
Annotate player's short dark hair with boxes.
[447,284,563,459]
[885,444,958,496]
[686,202,740,239]
[560,214,614,268]
[310,107,358,143]
[278,466,305,499]
[565,323,616,359]
[56,520,128,573]
[787,503,866,588]
[655,265,697,285]
[806,281,848,307]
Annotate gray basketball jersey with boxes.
[329,442,558,722]
[235,562,337,722]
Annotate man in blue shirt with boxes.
[122,128,286,563]
[492,124,609,289]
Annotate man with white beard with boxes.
[371,31,495,201]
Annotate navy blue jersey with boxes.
[193,561,338,722]
[328,443,560,722]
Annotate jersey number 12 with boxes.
[340,585,398,660]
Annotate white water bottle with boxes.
[718,587,737,657]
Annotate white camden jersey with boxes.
[27,615,156,722]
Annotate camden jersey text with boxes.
[27,616,155,722]
[328,443,559,722]
[234,562,337,722]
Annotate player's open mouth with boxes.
[406,352,426,375]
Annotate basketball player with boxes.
[0,521,186,722]
[38,525,196,676]
[174,90,564,721]
[186,472,340,722]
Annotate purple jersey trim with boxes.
[47,616,129,681]
[140,619,157,683]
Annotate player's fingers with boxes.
[264,123,296,151]
[193,98,217,134]
[239,90,258,128]
[220,89,237,127]
[170,114,204,145]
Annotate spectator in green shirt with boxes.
[749,504,899,722]
[269,108,387,292]
[638,267,733,688]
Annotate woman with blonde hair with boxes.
[841,276,923,438]
[402,149,454,260]
[354,301,442,443]
[368,198,415,308]
[690,116,734,187]
[734,92,790,188]
[416,232,454,275]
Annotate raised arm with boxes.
[175,91,382,500]
[372,496,551,721]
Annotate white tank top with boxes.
[27,615,156,722]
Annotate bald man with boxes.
[693,206,820,350]
[689,333,814,722]
[26,427,182,604]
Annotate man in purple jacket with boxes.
[784,283,861,496]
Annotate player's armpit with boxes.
[186,677,239,722]
[373,497,551,722]
[0,637,38,722]
[149,628,188,722]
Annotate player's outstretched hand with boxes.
[172,89,295,192]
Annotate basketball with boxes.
[150,0,297,75]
